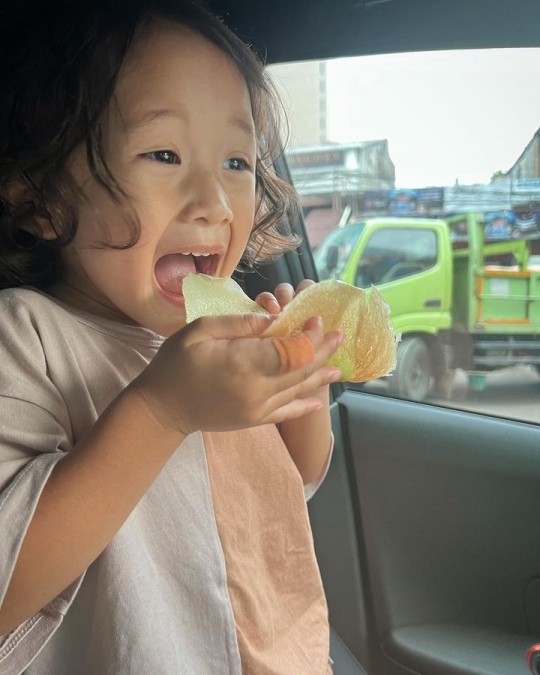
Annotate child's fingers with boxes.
[263,396,325,425]
[295,279,316,295]
[256,316,322,376]
[255,292,281,314]
[266,367,341,414]
[264,328,343,387]
[280,329,343,383]
[274,283,295,308]
[186,313,341,388]
[263,364,342,423]
[267,315,327,375]
[293,364,343,395]
[183,313,275,343]
[270,345,343,400]
[299,315,326,346]
[257,280,316,313]
[271,333,316,375]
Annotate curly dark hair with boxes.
[0,0,300,290]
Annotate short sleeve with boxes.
[304,432,334,502]
[0,397,70,610]
[0,299,83,673]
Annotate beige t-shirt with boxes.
[0,287,332,675]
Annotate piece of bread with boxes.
[182,274,398,382]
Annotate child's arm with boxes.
[0,313,338,635]
[0,388,186,635]
[277,383,334,485]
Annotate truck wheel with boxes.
[391,337,433,401]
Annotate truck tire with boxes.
[391,337,433,401]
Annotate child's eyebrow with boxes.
[124,108,255,139]
[231,117,256,139]
[124,108,180,133]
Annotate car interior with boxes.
[205,1,540,673]
[4,0,539,673]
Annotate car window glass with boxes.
[268,49,540,425]
[355,228,437,287]
[313,222,365,279]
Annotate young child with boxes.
[0,0,342,672]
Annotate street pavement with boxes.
[363,365,539,425]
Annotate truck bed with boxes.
[476,267,540,331]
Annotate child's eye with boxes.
[145,150,180,165]
[224,158,250,171]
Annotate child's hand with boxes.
[255,280,315,314]
[254,282,340,486]
[130,311,342,437]
[255,280,340,396]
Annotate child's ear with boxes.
[22,220,58,241]
[2,179,59,241]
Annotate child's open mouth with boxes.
[154,252,220,305]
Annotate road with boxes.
[362,365,540,425]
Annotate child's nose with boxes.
[180,171,233,226]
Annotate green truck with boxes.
[314,213,540,399]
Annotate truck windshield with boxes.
[314,222,365,279]
[356,228,438,287]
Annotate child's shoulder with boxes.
[1,285,53,305]
[0,286,71,360]
[0,286,165,350]
[0,286,69,329]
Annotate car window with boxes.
[355,228,437,287]
[268,48,540,425]
[313,222,365,279]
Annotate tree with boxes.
[491,170,508,183]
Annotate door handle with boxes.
[424,298,442,308]
[526,644,540,674]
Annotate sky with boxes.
[291,48,540,188]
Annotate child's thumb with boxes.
[190,313,276,341]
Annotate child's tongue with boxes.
[155,254,196,294]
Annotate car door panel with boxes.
[310,392,540,674]
[387,624,534,675]
[331,627,370,675]
[308,401,371,664]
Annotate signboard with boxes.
[484,212,540,240]
[450,211,540,245]
[516,179,540,189]
[287,149,345,169]
[361,187,444,216]
[484,213,515,240]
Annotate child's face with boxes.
[55,22,257,337]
